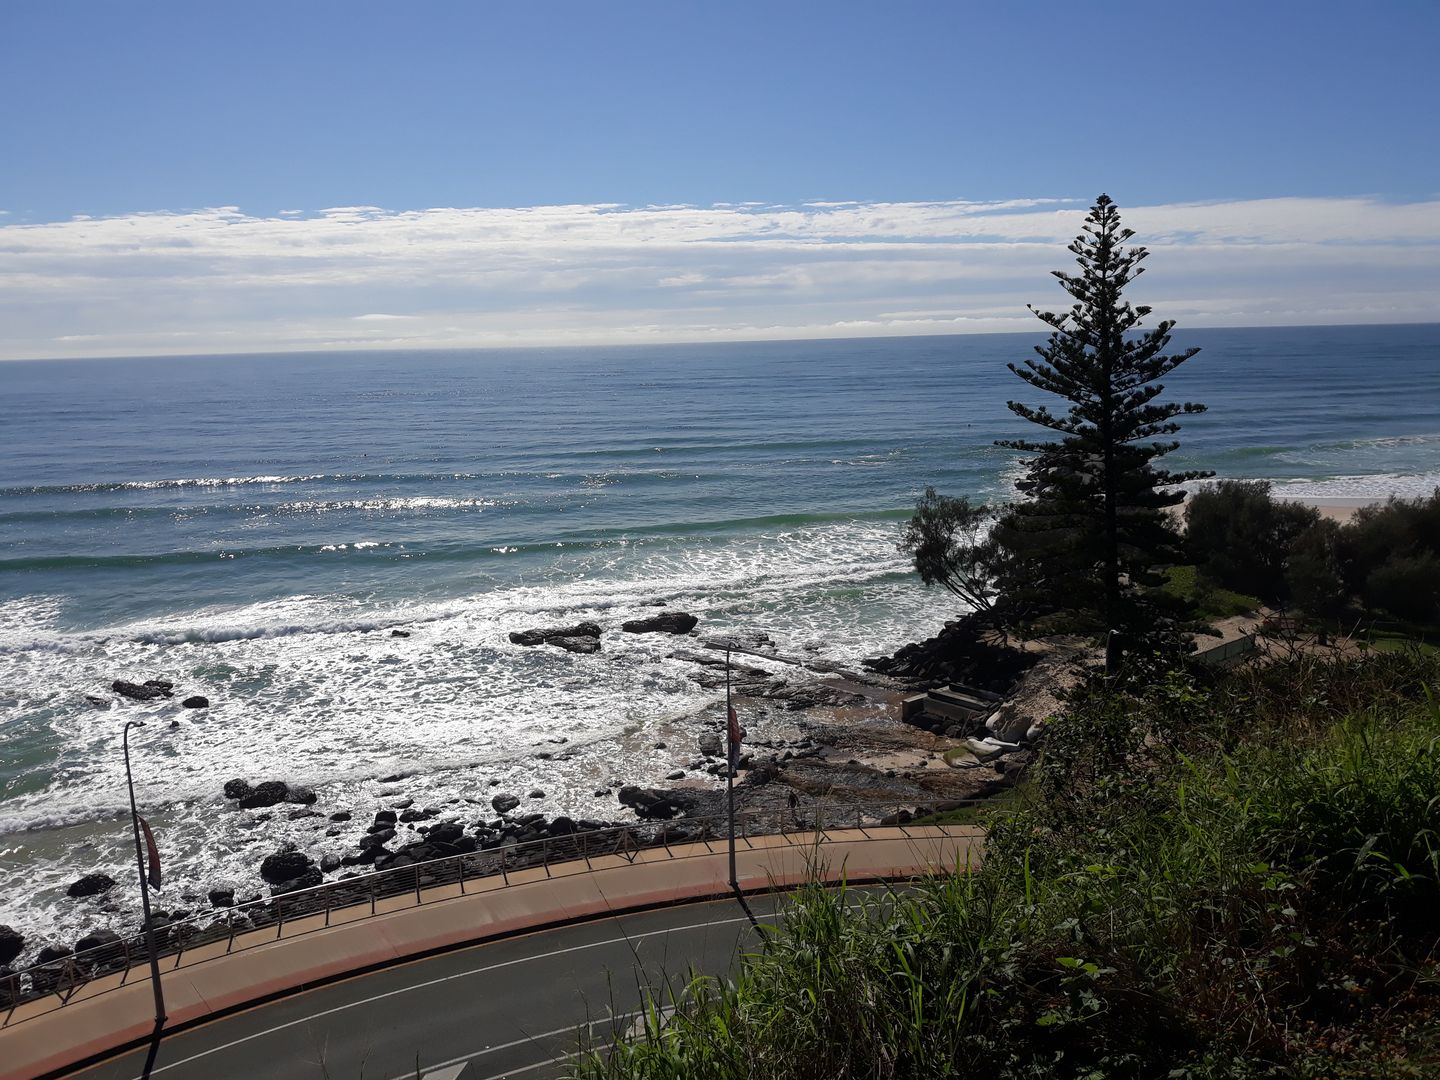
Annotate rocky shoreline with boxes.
[1,610,1056,978]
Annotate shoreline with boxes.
[1279,495,1380,523]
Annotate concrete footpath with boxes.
[1,824,982,1080]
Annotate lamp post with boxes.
[123,720,166,1029]
[725,644,737,891]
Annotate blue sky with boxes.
[2,1,1438,357]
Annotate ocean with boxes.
[2,324,1438,951]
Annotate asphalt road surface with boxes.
[66,894,783,1080]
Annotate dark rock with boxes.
[653,741,667,750]
[287,808,319,820]
[550,635,601,655]
[329,811,352,822]
[223,778,252,800]
[379,772,409,784]
[617,785,682,820]
[0,925,23,966]
[547,816,577,835]
[665,769,686,780]
[36,944,73,964]
[529,789,545,799]
[593,788,611,797]
[74,929,123,956]
[390,629,411,638]
[284,786,318,805]
[426,822,465,846]
[319,853,343,874]
[372,810,398,829]
[259,850,313,884]
[361,828,395,849]
[271,867,324,896]
[391,798,414,809]
[112,679,166,702]
[375,853,415,871]
[509,622,602,648]
[143,679,175,693]
[491,793,520,814]
[182,695,209,709]
[208,888,235,908]
[398,808,431,823]
[697,732,722,757]
[84,694,111,708]
[66,872,117,898]
[621,611,698,635]
[238,780,289,809]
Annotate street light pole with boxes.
[725,645,737,891]
[123,720,166,1029]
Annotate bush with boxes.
[1184,480,1318,602]
[1340,489,1440,602]
[1285,519,1348,618]
[1364,552,1440,623]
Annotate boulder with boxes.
[551,635,601,655]
[329,811,352,822]
[508,622,602,648]
[112,680,166,702]
[391,798,414,809]
[74,929,123,956]
[143,679,175,693]
[259,850,313,885]
[36,944,73,964]
[617,786,682,821]
[271,867,324,896]
[665,770,686,780]
[84,694,111,708]
[0,925,23,966]
[238,781,289,809]
[319,853,343,873]
[284,785,318,805]
[621,611,698,635]
[491,793,521,814]
[547,816,577,836]
[207,888,235,908]
[398,808,432,823]
[426,822,465,846]
[390,629,411,638]
[182,695,209,709]
[66,873,117,899]
[528,789,545,799]
[223,778,252,800]
[372,810,398,828]
[360,828,396,849]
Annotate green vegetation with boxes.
[1156,564,1260,621]
[993,194,1208,641]
[573,652,1440,1078]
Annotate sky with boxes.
[2,0,1438,359]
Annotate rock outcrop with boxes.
[259,850,313,885]
[621,611,698,635]
[0,925,22,966]
[508,622,602,652]
[66,873,117,899]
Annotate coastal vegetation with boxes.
[572,650,1440,1078]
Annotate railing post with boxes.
[369,877,376,917]
[543,837,552,878]
[460,853,467,895]
[500,846,509,886]
[415,865,422,904]
[227,914,237,954]
[581,829,592,870]
[275,899,285,940]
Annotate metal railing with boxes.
[1,798,982,1025]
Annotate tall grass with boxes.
[571,652,1440,1079]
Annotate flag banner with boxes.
[727,704,744,768]
[138,815,162,888]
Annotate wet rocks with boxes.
[390,629,411,638]
[528,789,545,799]
[74,929,122,956]
[284,785,317,806]
[425,822,464,846]
[0,925,22,966]
[207,888,235,908]
[665,769,686,780]
[112,680,167,702]
[85,694,111,708]
[271,867,324,896]
[509,622,603,653]
[621,611,698,635]
[224,778,252,800]
[617,786,683,820]
[181,695,209,709]
[66,873,117,899]
[319,853,343,873]
[361,828,395,849]
[371,810,398,830]
[398,807,433,823]
[36,944,73,964]
[259,850,313,885]
[238,781,289,809]
[329,811,352,822]
[491,793,521,814]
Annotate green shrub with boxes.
[1363,552,1440,623]
[1184,480,1318,602]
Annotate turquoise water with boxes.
[1,325,1437,945]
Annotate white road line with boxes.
[125,912,754,1079]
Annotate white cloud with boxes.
[0,196,1437,359]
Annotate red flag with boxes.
[138,815,162,889]
[727,704,744,768]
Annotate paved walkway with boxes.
[2,824,982,1080]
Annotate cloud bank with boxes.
[1,196,1437,359]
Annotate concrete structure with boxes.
[1,824,981,1080]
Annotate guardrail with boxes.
[1,798,982,1026]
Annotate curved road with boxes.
[67,894,786,1080]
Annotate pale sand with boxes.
[1276,496,1380,524]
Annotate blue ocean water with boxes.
[1,324,1437,944]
